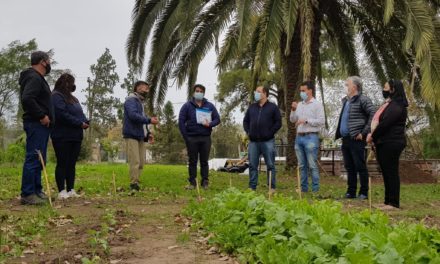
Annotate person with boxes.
[290,81,325,192]
[243,86,282,191]
[51,73,89,199]
[336,76,376,200]
[367,79,408,209]
[123,81,158,191]
[178,84,220,190]
[19,51,53,205]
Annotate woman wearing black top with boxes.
[367,79,408,209]
[51,73,89,199]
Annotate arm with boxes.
[209,105,221,127]
[243,108,250,134]
[271,105,282,134]
[372,103,404,140]
[178,103,188,140]
[361,96,376,137]
[125,98,150,124]
[290,111,298,123]
[53,94,84,127]
[306,102,325,127]
[21,78,46,120]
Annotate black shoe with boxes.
[358,194,368,200]
[21,194,45,205]
[130,183,140,191]
[36,192,49,201]
[345,193,356,199]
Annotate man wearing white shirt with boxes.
[290,81,325,192]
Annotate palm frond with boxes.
[384,0,395,24]
[282,0,300,56]
[217,22,240,72]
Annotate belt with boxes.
[297,132,318,136]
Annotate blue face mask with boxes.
[194,92,204,101]
[300,91,308,101]
[254,92,261,102]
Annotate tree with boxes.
[127,0,440,169]
[0,39,37,118]
[121,65,141,97]
[83,48,120,141]
[150,101,185,163]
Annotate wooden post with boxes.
[112,171,117,196]
[37,150,53,208]
[195,178,202,202]
[297,166,302,200]
[268,171,272,200]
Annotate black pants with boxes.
[52,140,82,192]
[341,137,369,196]
[186,136,211,186]
[376,142,405,208]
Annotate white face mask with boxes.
[194,92,204,101]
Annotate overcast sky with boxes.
[0,0,220,116]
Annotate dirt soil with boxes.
[399,162,437,184]
[5,197,237,264]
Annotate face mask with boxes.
[382,90,390,99]
[254,92,261,102]
[194,92,204,101]
[44,62,51,75]
[300,91,308,101]
[71,84,76,92]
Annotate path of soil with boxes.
[4,197,236,264]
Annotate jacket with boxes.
[243,101,282,142]
[123,93,151,141]
[19,68,54,122]
[372,100,407,146]
[50,91,88,142]
[335,94,376,140]
[178,98,220,140]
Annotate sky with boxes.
[0,0,220,116]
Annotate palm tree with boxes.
[127,0,440,168]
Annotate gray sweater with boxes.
[335,94,376,139]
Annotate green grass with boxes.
[0,163,439,262]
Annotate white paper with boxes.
[196,108,212,125]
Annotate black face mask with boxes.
[382,90,391,99]
[71,84,76,92]
[44,63,51,75]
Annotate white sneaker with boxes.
[58,190,69,199]
[67,189,80,198]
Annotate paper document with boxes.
[196,108,212,124]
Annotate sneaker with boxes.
[130,183,140,191]
[185,185,195,190]
[67,189,80,198]
[58,190,69,200]
[345,193,356,199]
[21,194,45,205]
[36,192,49,201]
[358,194,368,200]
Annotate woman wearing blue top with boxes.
[51,73,89,199]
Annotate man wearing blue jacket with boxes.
[123,81,158,191]
[179,84,220,189]
[243,86,282,191]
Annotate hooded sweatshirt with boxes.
[123,93,151,140]
[19,68,54,122]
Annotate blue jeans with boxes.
[21,121,50,196]
[248,139,276,190]
[295,133,320,192]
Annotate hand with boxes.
[295,119,306,127]
[366,133,373,144]
[148,133,155,144]
[291,101,298,111]
[81,122,89,129]
[355,133,363,141]
[203,120,210,128]
[40,115,50,127]
[150,117,159,125]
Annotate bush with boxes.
[0,136,25,163]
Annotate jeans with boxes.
[341,137,369,196]
[295,133,320,192]
[52,140,82,192]
[376,142,405,208]
[248,139,276,190]
[186,136,211,186]
[21,121,50,197]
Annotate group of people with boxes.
[19,51,408,210]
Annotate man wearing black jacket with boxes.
[19,51,53,205]
[243,86,282,191]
